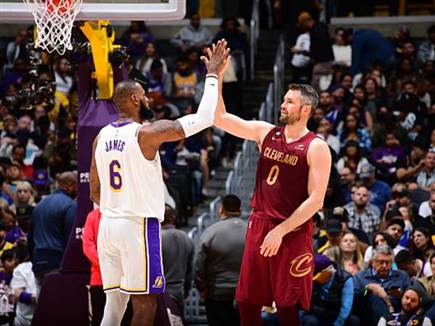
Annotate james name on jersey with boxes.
[105,139,126,152]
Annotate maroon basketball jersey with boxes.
[251,127,318,221]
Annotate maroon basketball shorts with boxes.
[236,211,313,309]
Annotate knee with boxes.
[132,294,157,313]
[367,296,389,322]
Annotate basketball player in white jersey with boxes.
[89,40,229,326]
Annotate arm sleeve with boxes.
[82,210,100,268]
[334,277,354,326]
[177,75,218,138]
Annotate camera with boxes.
[109,46,129,67]
[0,43,56,110]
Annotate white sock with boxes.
[100,291,130,326]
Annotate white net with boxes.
[23,0,82,55]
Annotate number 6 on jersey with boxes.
[109,160,122,191]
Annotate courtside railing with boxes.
[209,196,222,221]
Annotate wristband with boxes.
[206,73,218,79]
[19,291,33,304]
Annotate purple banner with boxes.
[61,99,119,272]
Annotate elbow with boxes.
[311,196,324,211]
[214,114,223,128]
[314,202,323,212]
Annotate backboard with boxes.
[0,0,185,21]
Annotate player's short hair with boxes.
[113,80,140,108]
[222,194,241,217]
[288,83,319,110]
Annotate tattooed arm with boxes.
[138,39,229,160]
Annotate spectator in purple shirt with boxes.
[3,206,28,245]
[371,133,406,185]
[120,21,156,60]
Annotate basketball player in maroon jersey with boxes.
[214,62,331,325]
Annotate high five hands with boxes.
[201,39,231,76]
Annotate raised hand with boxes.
[201,39,230,76]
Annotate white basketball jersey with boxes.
[95,121,165,221]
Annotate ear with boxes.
[131,93,139,105]
[302,104,312,116]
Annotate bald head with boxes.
[57,171,77,187]
[57,171,77,198]
[112,80,141,110]
[162,204,176,226]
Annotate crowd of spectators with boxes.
[284,9,435,326]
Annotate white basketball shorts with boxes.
[97,216,165,294]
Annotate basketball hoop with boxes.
[23,0,82,55]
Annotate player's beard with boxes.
[279,107,302,125]
[139,99,154,122]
